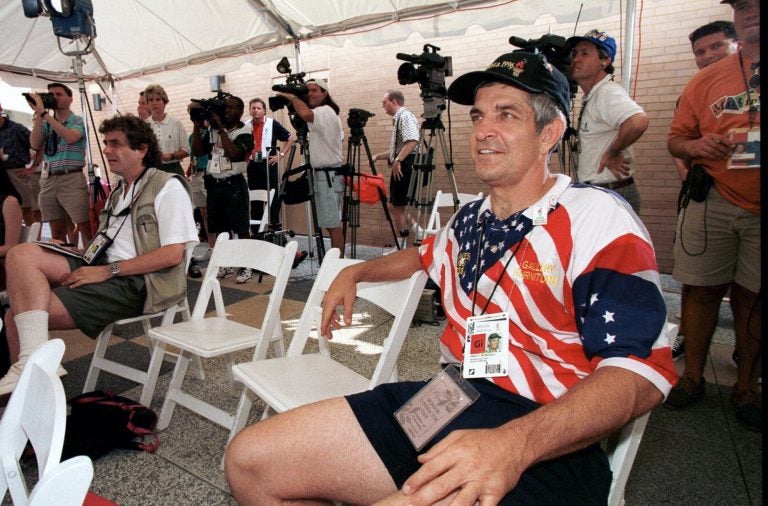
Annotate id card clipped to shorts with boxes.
[394,365,479,451]
[462,312,509,379]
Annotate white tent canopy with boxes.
[1,0,624,89]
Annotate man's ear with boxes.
[540,118,566,154]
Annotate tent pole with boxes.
[622,0,637,93]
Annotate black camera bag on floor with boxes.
[61,390,159,460]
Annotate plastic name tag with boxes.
[728,127,760,170]
[82,231,113,265]
[394,365,479,451]
[463,312,509,379]
[40,160,49,178]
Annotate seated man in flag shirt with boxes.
[225,52,676,505]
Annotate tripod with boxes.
[406,114,460,246]
[282,126,326,262]
[342,124,400,259]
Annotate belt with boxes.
[49,168,83,176]
[588,176,635,191]
[206,173,244,183]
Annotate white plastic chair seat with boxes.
[233,354,371,412]
[148,318,271,358]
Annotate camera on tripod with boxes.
[509,34,577,96]
[396,44,453,119]
[189,91,230,124]
[269,57,308,112]
[22,92,56,110]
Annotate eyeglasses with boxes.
[584,29,609,42]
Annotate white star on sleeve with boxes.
[605,333,616,344]
[602,311,615,323]
[590,293,599,305]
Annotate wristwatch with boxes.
[108,262,121,277]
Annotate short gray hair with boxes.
[528,93,566,155]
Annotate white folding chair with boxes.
[248,188,275,234]
[0,339,94,506]
[227,248,428,443]
[605,322,678,506]
[424,190,483,237]
[19,222,41,243]
[149,234,297,432]
[83,245,199,407]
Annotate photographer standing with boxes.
[277,79,345,257]
[191,95,253,280]
[244,98,294,231]
[29,82,92,246]
[373,90,419,244]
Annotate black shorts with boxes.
[346,378,611,505]
[389,154,415,206]
[54,257,146,338]
[204,173,250,236]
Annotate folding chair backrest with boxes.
[0,340,72,503]
[20,222,41,243]
[285,248,428,387]
[249,189,275,234]
[192,233,298,340]
[426,190,483,234]
[605,322,678,506]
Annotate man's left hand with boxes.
[391,160,403,181]
[61,265,111,289]
[598,150,630,180]
[401,428,523,505]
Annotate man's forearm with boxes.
[501,366,663,467]
[345,247,423,284]
[114,243,186,277]
[607,113,649,155]
[47,115,82,145]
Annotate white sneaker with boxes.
[236,268,253,284]
[195,248,213,261]
[0,361,24,396]
[216,266,233,279]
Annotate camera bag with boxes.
[347,173,387,204]
[280,164,312,205]
[685,164,713,204]
[61,390,159,460]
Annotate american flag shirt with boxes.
[419,174,677,404]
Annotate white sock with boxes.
[13,310,49,361]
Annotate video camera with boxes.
[396,44,453,119]
[347,108,374,140]
[22,92,56,110]
[269,57,308,113]
[189,91,230,124]
[509,34,577,96]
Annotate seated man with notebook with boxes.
[0,114,197,396]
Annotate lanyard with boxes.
[470,219,526,317]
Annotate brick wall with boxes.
[77,0,732,273]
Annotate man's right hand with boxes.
[31,93,46,115]
[319,267,358,339]
[683,133,732,161]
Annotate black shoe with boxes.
[665,375,705,409]
[292,251,308,269]
[732,389,761,432]
[671,334,685,361]
[188,260,202,279]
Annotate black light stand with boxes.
[406,113,459,246]
[281,126,326,263]
[341,112,400,258]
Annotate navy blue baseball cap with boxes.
[447,51,571,117]
[566,29,617,61]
